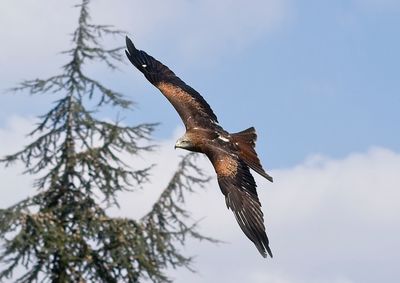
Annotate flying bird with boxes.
[125,36,273,258]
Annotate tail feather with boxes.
[232,127,273,182]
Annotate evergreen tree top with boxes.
[0,1,215,282]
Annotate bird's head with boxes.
[175,135,195,151]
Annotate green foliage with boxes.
[0,1,214,282]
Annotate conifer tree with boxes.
[0,1,213,282]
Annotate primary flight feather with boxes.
[125,36,273,257]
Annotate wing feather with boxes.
[210,151,273,258]
[125,37,218,129]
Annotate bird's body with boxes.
[125,37,273,257]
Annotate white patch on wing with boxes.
[142,64,147,67]
[218,135,230,142]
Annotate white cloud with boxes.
[1,117,400,283]
[0,1,79,82]
[0,0,289,82]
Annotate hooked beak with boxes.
[174,137,189,150]
[174,139,182,150]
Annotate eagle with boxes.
[125,37,273,258]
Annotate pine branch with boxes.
[141,154,219,271]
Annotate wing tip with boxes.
[254,235,273,258]
[264,172,274,183]
[125,36,136,54]
[265,245,273,258]
[125,36,146,72]
[256,241,273,258]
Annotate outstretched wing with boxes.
[125,36,219,129]
[208,148,273,257]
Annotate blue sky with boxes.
[1,1,400,282]
[1,0,399,168]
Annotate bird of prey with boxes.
[125,36,273,257]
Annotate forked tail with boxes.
[232,127,273,182]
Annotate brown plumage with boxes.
[125,36,273,257]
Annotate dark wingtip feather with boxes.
[257,242,273,258]
[124,50,130,60]
[263,172,274,183]
[125,36,147,74]
[125,36,136,55]
[266,246,273,258]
